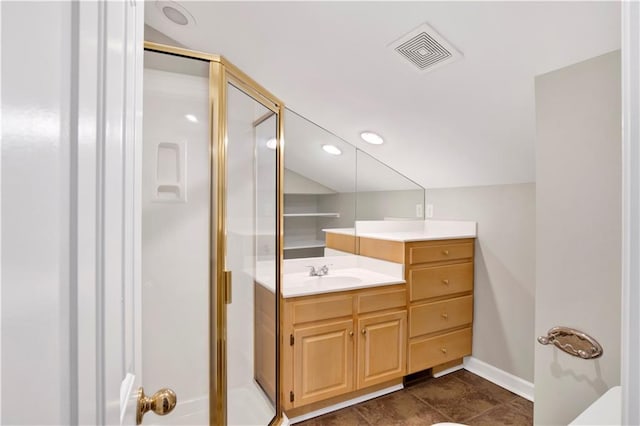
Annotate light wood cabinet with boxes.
[284,236,475,413]
[254,283,276,403]
[409,295,473,337]
[408,327,472,373]
[282,285,406,412]
[357,311,406,389]
[344,236,475,375]
[405,239,474,374]
[293,319,355,407]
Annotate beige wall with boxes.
[427,183,536,383]
[356,190,425,220]
[534,50,621,424]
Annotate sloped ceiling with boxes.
[145,1,620,189]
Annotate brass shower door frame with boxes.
[143,41,285,426]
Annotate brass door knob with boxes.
[137,387,177,425]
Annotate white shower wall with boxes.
[142,66,210,424]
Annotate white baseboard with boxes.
[463,356,534,401]
[287,384,403,424]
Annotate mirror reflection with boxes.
[284,110,356,259]
[356,150,425,221]
[284,109,425,260]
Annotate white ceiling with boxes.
[145,1,621,189]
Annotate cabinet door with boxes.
[357,311,407,389]
[293,320,354,407]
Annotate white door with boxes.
[534,51,622,424]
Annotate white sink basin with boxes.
[304,276,363,286]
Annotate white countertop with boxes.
[323,219,477,242]
[281,268,404,298]
[355,230,476,242]
[255,255,405,298]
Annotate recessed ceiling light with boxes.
[322,144,342,155]
[156,1,196,27]
[360,131,384,145]
[185,114,198,123]
[163,6,188,25]
[266,138,277,150]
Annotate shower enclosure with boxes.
[141,42,283,425]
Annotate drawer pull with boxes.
[441,313,449,319]
[442,250,450,255]
[441,347,447,354]
[442,279,450,285]
[361,329,367,335]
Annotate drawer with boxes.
[292,294,353,324]
[409,295,473,337]
[409,262,473,302]
[408,241,474,265]
[408,327,472,374]
[357,287,406,314]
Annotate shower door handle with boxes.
[224,270,232,304]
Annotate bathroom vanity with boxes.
[256,220,477,417]
[357,236,475,375]
[281,284,407,410]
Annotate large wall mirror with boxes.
[356,150,425,221]
[284,110,357,258]
[284,109,425,260]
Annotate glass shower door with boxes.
[224,82,278,425]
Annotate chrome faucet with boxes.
[306,265,330,276]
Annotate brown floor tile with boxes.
[354,390,451,426]
[467,404,533,426]
[407,375,504,423]
[450,370,517,403]
[296,406,370,426]
[295,370,534,426]
[509,397,534,416]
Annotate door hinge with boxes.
[290,391,294,402]
[290,334,294,346]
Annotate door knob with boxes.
[136,386,177,425]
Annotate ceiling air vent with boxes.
[390,23,462,73]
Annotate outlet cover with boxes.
[426,204,434,218]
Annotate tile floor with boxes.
[296,369,533,426]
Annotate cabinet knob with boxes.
[441,312,449,320]
[442,279,450,285]
[361,329,367,335]
[442,250,450,255]
[441,347,447,354]
[349,331,354,337]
